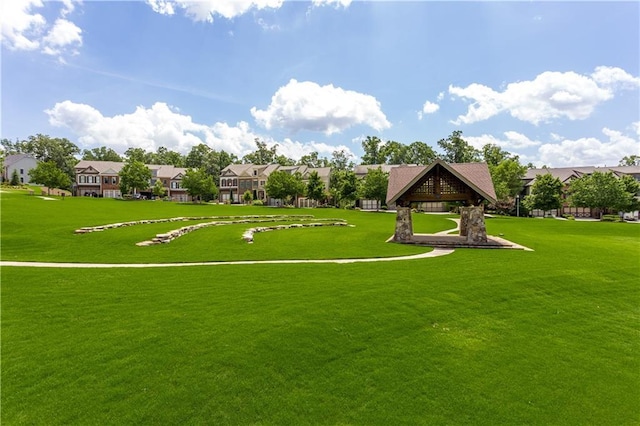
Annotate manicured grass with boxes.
[2,189,639,424]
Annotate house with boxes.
[521,165,640,217]
[219,164,331,206]
[74,160,189,201]
[2,154,38,184]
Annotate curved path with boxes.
[0,248,454,268]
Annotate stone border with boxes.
[241,222,353,243]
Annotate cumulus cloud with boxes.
[146,0,284,22]
[465,131,542,151]
[449,66,638,125]
[538,127,639,167]
[417,100,439,120]
[45,100,350,160]
[251,79,391,135]
[0,0,83,59]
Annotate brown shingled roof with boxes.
[386,159,497,205]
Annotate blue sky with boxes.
[2,0,639,167]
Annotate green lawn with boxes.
[2,189,639,425]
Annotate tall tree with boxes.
[15,134,80,183]
[298,151,330,168]
[147,146,185,166]
[265,170,304,205]
[360,167,389,210]
[489,157,527,212]
[407,141,437,165]
[330,149,354,171]
[181,168,218,203]
[382,141,410,164]
[275,154,296,166]
[124,147,149,163]
[437,130,481,163]
[619,155,640,166]
[28,161,71,194]
[82,146,123,162]
[242,139,278,164]
[119,159,151,195]
[482,144,512,167]
[522,173,563,214]
[305,170,326,205]
[329,169,358,207]
[361,136,385,165]
[568,171,636,218]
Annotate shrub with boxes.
[252,200,264,206]
[601,215,621,222]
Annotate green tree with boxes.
[522,173,563,214]
[568,171,636,218]
[181,168,218,203]
[147,146,185,166]
[305,170,326,205]
[298,151,330,168]
[361,136,386,165]
[15,134,79,186]
[265,170,304,205]
[360,167,389,210]
[437,130,481,163]
[275,154,296,166]
[10,169,20,185]
[243,190,253,204]
[482,144,512,167]
[489,158,527,212]
[616,174,640,213]
[242,139,278,164]
[28,161,71,195]
[82,146,123,162]
[381,141,409,164]
[185,144,237,184]
[407,141,437,165]
[330,149,354,171]
[329,170,358,207]
[119,159,151,195]
[619,155,640,166]
[152,179,167,198]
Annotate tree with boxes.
[568,171,636,218]
[329,169,358,207]
[616,174,640,213]
[437,130,481,163]
[243,190,253,204]
[82,146,123,162]
[361,136,386,165]
[360,167,389,210]
[181,168,218,203]
[124,147,149,163]
[305,170,326,205]
[522,173,563,214]
[10,169,20,186]
[619,155,640,166]
[152,179,167,198]
[330,149,354,171]
[28,161,71,195]
[242,139,278,164]
[482,144,512,167]
[185,144,237,184]
[119,159,151,195]
[407,141,437,165]
[147,146,185,166]
[275,154,296,166]
[298,151,330,168]
[381,141,409,164]
[489,158,527,212]
[13,134,79,187]
[265,170,304,205]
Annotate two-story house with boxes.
[2,154,38,184]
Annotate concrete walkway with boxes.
[0,248,455,268]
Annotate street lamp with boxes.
[516,195,520,217]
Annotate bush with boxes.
[252,200,264,206]
[601,215,621,222]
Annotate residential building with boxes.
[74,160,189,201]
[2,154,38,184]
[521,165,640,218]
[219,164,331,206]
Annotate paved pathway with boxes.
[0,248,455,268]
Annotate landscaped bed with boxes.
[2,189,639,424]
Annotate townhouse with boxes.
[74,160,190,201]
[219,163,331,206]
[2,154,38,184]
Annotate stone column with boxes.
[394,207,413,242]
[460,206,487,243]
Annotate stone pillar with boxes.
[394,207,413,242]
[460,206,487,243]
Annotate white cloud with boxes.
[449,66,638,125]
[312,0,352,8]
[417,100,439,120]
[251,79,391,135]
[45,100,350,161]
[465,131,542,150]
[538,127,639,167]
[436,91,445,102]
[632,121,640,138]
[146,0,284,22]
[0,0,83,59]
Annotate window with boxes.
[20,169,24,174]
[171,181,180,189]
[253,170,257,176]
[20,177,24,183]
[232,179,237,186]
[112,177,117,184]
[79,175,86,183]
[260,180,265,186]
[163,180,167,185]
[104,177,109,184]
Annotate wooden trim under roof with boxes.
[386,159,497,206]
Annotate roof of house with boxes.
[354,164,414,176]
[523,165,640,186]
[75,160,186,179]
[386,160,497,205]
[4,154,37,167]
[220,163,332,180]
